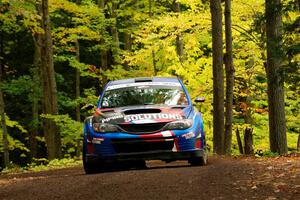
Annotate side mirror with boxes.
[194,97,205,103]
[81,104,95,111]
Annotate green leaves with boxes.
[40,114,82,154]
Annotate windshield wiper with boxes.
[101,106,115,109]
[143,103,155,105]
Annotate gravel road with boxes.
[0,156,299,200]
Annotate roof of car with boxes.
[107,77,180,86]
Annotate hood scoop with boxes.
[124,108,161,115]
[101,109,115,113]
[171,106,186,109]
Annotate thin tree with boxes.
[0,31,9,166]
[75,0,82,157]
[224,0,235,155]
[210,0,225,154]
[173,1,184,64]
[109,0,120,64]
[149,0,157,75]
[97,0,108,69]
[297,131,300,151]
[265,0,287,154]
[39,0,62,159]
[31,33,42,159]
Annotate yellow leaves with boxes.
[4,114,27,134]
[49,0,104,24]
[0,114,28,153]
[49,0,78,14]
[177,0,206,12]
[49,0,105,54]
[53,26,100,53]
[239,92,248,97]
[0,0,43,35]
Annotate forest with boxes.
[0,0,299,171]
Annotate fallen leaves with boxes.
[227,156,300,199]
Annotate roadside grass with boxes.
[0,157,82,174]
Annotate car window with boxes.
[101,85,188,108]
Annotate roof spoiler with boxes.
[134,77,153,82]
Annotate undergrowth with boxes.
[1,158,82,174]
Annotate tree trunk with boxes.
[74,0,82,158]
[244,128,254,155]
[30,37,41,159]
[75,2,81,124]
[75,49,80,122]
[110,1,120,63]
[152,50,157,76]
[224,0,235,155]
[265,0,287,154]
[124,31,132,51]
[149,0,156,75]
[123,31,132,68]
[75,40,81,157]
[30,98,38,159]
[97,0,105,8]
[210,0,225,155]
[149,0,153,17]
[0,37,9,166]
[0,67,9,167]
[39,0,62,160]
[30,32,43,159]
[97,0,108,69]
[0,87,9,168]
[236,128,244,154]
[174,2,184,64]
[297,131,300,151]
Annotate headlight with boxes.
[163,119,193,130]
[93,123,119,133]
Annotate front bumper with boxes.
[85,149,206,163]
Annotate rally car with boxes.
[83,77,207,174]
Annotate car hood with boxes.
[92,105,191,125]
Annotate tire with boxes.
[189,153,208,166]
[82,139,103,174]
[82,152,100,174]
[83,160,99,174]
[135,160,147,169]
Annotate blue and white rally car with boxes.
[83,77,207,173]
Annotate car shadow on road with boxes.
[83,160,208,175]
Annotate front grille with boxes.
[118,122,168,133]
[111,138,174,154]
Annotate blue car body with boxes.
[83,77,207,173]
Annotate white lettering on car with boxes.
[124,113,183,122]
[101,115,124,123]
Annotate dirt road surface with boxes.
[0,156,299,200]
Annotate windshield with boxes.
[101,85,188,108]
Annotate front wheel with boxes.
[82,139,104,174]
[135,160,147,169]
[189,153,208,166]
[82,152,101,174]
[83,160,99,174]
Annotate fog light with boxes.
[182,132,195,139]
[92,137,104,144]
